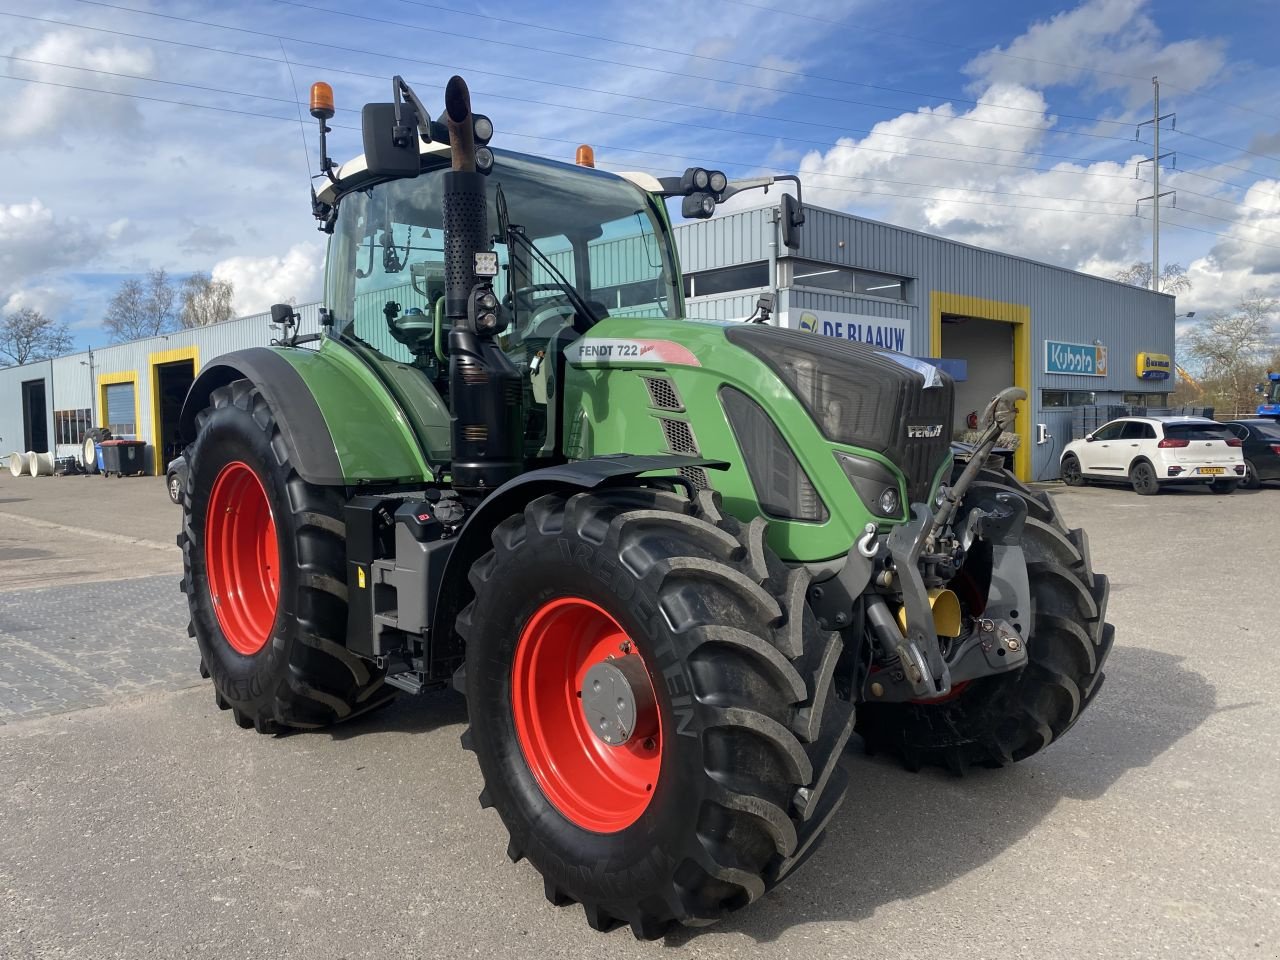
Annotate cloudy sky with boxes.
[3,0,1279,349]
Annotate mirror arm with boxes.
[392,76,435,145]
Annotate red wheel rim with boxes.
[205,461,280,656]
[511,597,662,833]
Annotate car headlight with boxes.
[834,451,906,519]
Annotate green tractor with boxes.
[178,76,1113,937]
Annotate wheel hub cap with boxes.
[205,461,279,656]
[510,597,662,833]
[581,656,657,747]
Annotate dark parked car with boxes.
[166,454,188,504]
[1227,419,1280,488]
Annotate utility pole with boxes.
[1136,76,1175,292]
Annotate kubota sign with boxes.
[1044,340,1108,377]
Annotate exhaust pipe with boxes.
[441,75,524,495]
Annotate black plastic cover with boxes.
[726,325,954,503]
[720,386,828,522]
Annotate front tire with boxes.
[1060,454,1084,487]
[858,466,1114,772]
[460,488,855,938]
[180,379,393,732]
[166,470,182,504]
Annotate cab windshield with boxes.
[325,149,681,364]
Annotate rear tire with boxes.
[1130,461,1160,495]
[180,379,394,732]
[1243,460,1261,489]
[857,466,1114,772]
[460,488,855,937]
[1209,478,1239,495]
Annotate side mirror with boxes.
[362,102,423,179]
[1084,433,1095,442]
[270,303,297,326]
[1257,384,1266,395]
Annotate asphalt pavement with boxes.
[0,472,1277,959]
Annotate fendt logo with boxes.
[907,424,944,439]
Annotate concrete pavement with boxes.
[0,478,1277,958]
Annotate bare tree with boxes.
[1182,291,1278,415]
[147,268,177,329]
[0,307,73,366]
[179,273,235,328]
[1113,261,1192,294]
[103,269,178,342]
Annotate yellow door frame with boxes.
[148,345,200,475]
[98,370,142,437]
[929,292,1032,482]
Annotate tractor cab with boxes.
[319,147,683,465]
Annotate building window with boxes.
[1042,390,1099,407]
[684,261,770,298]
[54,408,93,445]
[1124,393,1168,407]
[791,260,909,301]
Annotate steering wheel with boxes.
[510,285,582,338]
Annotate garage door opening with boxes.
[153,359,195,473]
[941,315,1014,435]
[929,292,1031,481]
[22,378,48,452]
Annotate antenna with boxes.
[278,40,313,180]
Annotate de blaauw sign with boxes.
[783,309,912,354]
[1044,340,1108,377]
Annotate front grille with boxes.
[721,387,827,522]
[643,376,684,411]
[679,466,709,490]
[660,417,699,455]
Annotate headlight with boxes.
[835,451,906,519]
[878,487,899,515]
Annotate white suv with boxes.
[1060,416,1245,495]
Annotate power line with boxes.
[63,0,1139,143]
[713,0,1280,127]
[0,62,1136,211]
[0,12,1163,186]
[1174,129,1280,166]
[29,5,1280,213]
[11,43,1280,231]
[0,72,335,127]
[380,0,1132,129]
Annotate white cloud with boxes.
[0,198,104,292]
[964,0,1226,106]
[212,243,324,315]
[2,31,155,145]
[1183,177,1280,313]
[796,83,1151,269]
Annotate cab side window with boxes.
[1093,422,1124,441]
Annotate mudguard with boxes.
[428,454,726,681]
[180,343,433,486]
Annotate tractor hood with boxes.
[724,324,956,505]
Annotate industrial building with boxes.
[0,199,1175,482]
